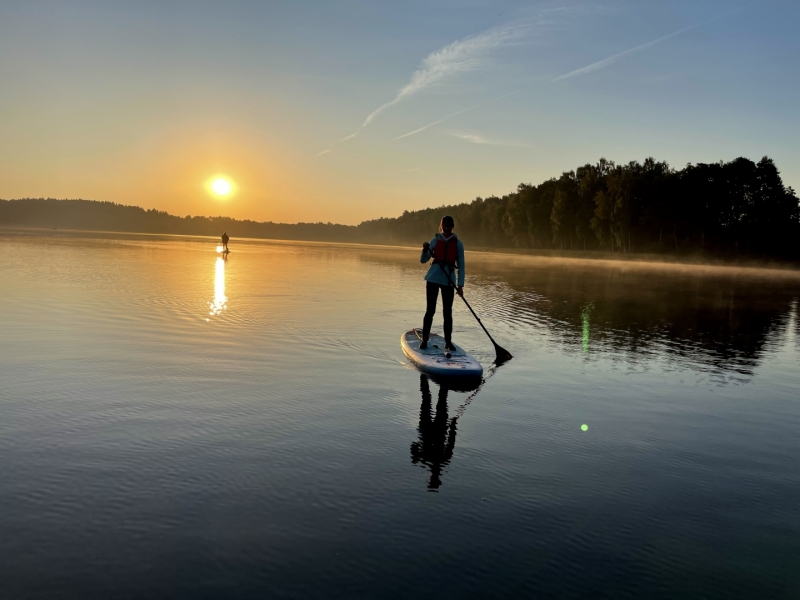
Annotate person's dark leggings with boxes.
[422,282,455,342]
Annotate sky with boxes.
[1,0,798,225]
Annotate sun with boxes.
[206,176,236,199]
[212,178,231,196]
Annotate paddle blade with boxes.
[493,343,513,362]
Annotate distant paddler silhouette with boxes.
[221,231,229,252]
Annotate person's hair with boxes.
[439,215,455,233]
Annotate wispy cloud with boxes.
[447,131,534,149]
[554,4,758,82]
[346,22,531,140]
[317,149,332,156]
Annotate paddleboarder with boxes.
[221,231,229,252]
[419,215,464,351]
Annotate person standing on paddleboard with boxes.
[221,231,229,252]
[419,215,464,351]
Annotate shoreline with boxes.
[4,225,800,276]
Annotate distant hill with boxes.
[2,155,798,259]
[0,198,361,243]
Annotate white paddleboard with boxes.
[401,329,483,378]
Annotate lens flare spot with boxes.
[581,302,594,354]
[581,424,589,432]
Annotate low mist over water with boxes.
[2,230,799,599]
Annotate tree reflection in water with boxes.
[495,263,800,381]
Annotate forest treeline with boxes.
[358,156,800,258]
[2,156,798,259]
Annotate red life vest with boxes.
[432,234,458,266]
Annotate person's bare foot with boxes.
[419,340,428,349]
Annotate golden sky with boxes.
[1,2,798,225]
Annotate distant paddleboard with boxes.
[401,329,483,378]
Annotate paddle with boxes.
[434,255,513,362]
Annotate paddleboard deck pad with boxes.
[401,329,483,378]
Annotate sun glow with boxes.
[207,176,235,199]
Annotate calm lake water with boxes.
[1,230,799,599]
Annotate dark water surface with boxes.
[1,231,799,599]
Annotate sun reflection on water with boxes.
[209,257,227,316]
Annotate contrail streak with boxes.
[554,4,758,82]
[342,21,530,141]
[392,105,480,141]
[553,24,698,81]
[392,91,520,141]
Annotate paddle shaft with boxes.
[432,255,511,359]
[457,293,501,348]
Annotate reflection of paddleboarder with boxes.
[419,215,465,351]
[410,375,457,490]
[221,231,229,252]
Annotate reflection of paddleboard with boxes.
[401,329,483,378]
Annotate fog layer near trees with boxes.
[2,156,798,259]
